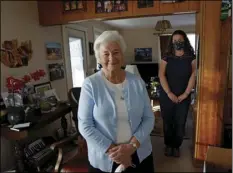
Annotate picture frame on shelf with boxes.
[137,0,154,8]
[34,82,52,96]
[95,0,128,14]
[63,0,87,12]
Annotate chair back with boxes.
[68,88,81,134]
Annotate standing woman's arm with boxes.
[159,59,171,94]
[184,59,197,95]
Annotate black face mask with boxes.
[173,41,185,50]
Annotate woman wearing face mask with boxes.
[158,30,196,157]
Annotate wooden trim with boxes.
[188,1,201,12]
[195,1,223,161]
[37,1,200,26]
[132,1,160,16]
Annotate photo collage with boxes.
[95,0,128,13]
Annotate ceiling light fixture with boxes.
[154,16,172,34]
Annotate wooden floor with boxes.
[151,136,202,172]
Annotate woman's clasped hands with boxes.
[167,92,188,103]
[107,144,136,170]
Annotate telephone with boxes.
[23,137,57,172]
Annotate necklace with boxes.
[120,83,124,100]
[101,71,125,100]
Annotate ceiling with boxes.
[103,13,196,29]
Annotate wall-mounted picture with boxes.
[95,0,128,13]
[45,42,62,60]
[135,48,152,62]
[63,0,87,12]
[1,39,32,68]
[34,82,52,95]
[48,63,65,81]
[137,0,154,8]
[221,0,232,20]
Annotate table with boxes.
[1,103,72,172]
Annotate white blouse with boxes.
[103,76,132,144]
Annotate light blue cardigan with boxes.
[78,71,155,172]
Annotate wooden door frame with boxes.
[95,1,224,164]
[62,24,89,91]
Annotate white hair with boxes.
[94,31,127,62]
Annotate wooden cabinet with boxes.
[93,1,133,19]
[37,1,200,26]
[37,1,63,25]
[188,1,200,12]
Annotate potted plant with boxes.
[4,69,46,125]
[150,77,160,99]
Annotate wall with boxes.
[0,1,68,171]
[119,26,195,64]
[77,20,118,73]
[0,2,117,171]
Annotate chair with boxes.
[50,88,88,172]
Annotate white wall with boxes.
[76,20,117,73]
[119,26,195,64]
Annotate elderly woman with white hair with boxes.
[78,31,155,173]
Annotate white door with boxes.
[63,26,87,90]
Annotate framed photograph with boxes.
[34,82,52,95]
[95,0,128,14]
[114,0,128,12]
[48,63,65,81]
[89,42,94,55]
[221,0,232,20]
[70,1,77,10]
[44,89,60,106]
[45,42,62,60]
[137,0,154,8]
[135,48,152,62]
[64,1,71,11]
[63,0,87,12]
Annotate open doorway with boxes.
[62,13,200,172]
[62,25,88,90]
[102,13,198,172]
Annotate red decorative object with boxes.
[6,69,46,92]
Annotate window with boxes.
[69,37,85,88]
